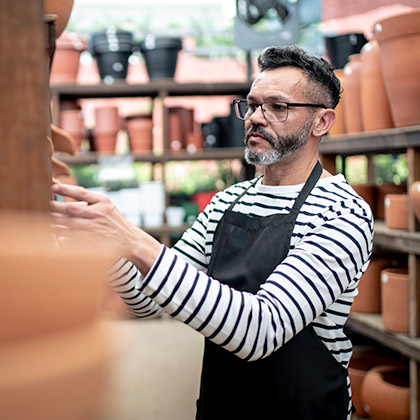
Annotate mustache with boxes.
[245,125,274,146]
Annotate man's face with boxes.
[243,67,315,166]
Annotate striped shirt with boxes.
[110,174,373,417]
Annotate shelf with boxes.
[374,220,420,255]
[144,224,191,236]
[50,81,252,100]
[320,125,420,156]
[346,313,420,362]
[55,147,245,165]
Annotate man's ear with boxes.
[312,109,336,137]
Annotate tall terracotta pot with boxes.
[374,9,420,127]
[126,115,154,153]
[375,183,407,220]
[328,69,346,136]
[381,267,409,333]
[384,194,409,230]
[342,54,363,133]
[409,181,420,224]
[361,364,410,420]
[352,257,390,313]
[360,40,393,131]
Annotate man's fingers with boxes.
[50,200,93,218]
[52,183,104,205]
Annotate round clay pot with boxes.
[374,9,420,127]
[352,257,390,314]
[186,132,204,153]
[409,181,420,224]
[93,132,118,154]
[375,183,407,219]
[59,110,84,150]
[351,183,375,215]
[126,115,153,153]
[328,69,346,136]
[384,194,409,230]
[43,0,74,38]
[381,267,409,334]
[342,54,363,133]
[349,348,398,417]
[0,322,111,420]
[360,40,393,131]
[94,106,120,133]
[361,364,410,420]
[50,33,86,83]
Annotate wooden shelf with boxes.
[374,220,420,255]
[55,147,245,166]
[346,313,420,362]
[144,223,191,236]
[320,125,420,156]
[50,81,252,100]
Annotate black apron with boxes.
[196,162,349,420]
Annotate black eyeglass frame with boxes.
[233,99,327,123]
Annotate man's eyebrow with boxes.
[246,94,288,102]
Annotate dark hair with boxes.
[257,45,341,109]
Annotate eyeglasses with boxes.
[233,99,327,123]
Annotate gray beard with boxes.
[243,119,312,166]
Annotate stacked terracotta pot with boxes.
[50,32,86,84]
[93,105,121,153]
[167,106,197,152]
[59,109,85,151]
[0,217,114,420]
[125,114,154,153]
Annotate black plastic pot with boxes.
[324,33,368,69]
[139,35,183,80]
[94,51,132,83]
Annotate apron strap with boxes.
[227,175,262,211]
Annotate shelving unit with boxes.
[50,81,253,244]
[320,126,420,420]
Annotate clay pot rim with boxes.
[381,267,409,277]
[374,9,420,43]
[384,193,408,201]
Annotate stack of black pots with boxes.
[90,27,135,84]
[139,35,183,80]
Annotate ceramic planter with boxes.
[361,364,410,420]
[360,40,393,131]
[93,105,120,153]
[324,33,367,69]
[50,124,76,154]
[351,183,375,215]
[125,115,154,153]
[375,183,407,219]
[139,35,183,80]
[349,348,398,417]
[58,110,84,150]
[50,32,86,83]
[409,181,420,224]
[328,69,346,136]
[343,54,363,133]
[381,267,409,334]
[374,9,420,127]
[43,0,74,38]
[384,194,409,230]
[352,257,390,314]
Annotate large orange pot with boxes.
[409,181,420,224]
[328,69,346,136]
[384,194,409,230]
[374,9,420,127]
[360,40,393,131]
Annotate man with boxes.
[51,46,373,420]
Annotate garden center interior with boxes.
[2,0,420,419]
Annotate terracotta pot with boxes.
[375,183,407,219]
[384,194,408,230]
[50,33,86,84]
[328,69,346,136]
[342,54,363,133]
[360,40,393,131]
[0,322,111,420]
[93,132,117,154]
[0,225,111,341]
[168,107,194,152]
[94,106,120,133]
[52,156,71,178]
[126,115,154,153]
[374,9,420,127]
[351,183,375,215]
[186,132,204,153]
[381,267,409,334]
[43,0,75,38]
[352,257,390,314]
[409,181,420,224]
[59,110,84,150]
[349,348,398,417]
[361,364,410,420]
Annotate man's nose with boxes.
[249,104,267,125]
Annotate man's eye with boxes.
[248,103,257,111]
[272,103,287,111]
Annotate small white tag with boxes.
[385,198,390,207]
[381,273,389,283]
